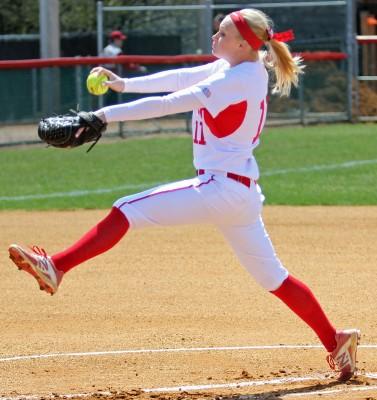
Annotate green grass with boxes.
[256,123,377,205]
[0,123,376,210]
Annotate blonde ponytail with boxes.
[265,40,304,97]
[239,9,304,97]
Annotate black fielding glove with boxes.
[38,110,107,152]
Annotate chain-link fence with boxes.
[0,0,358,145]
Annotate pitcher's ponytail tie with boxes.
[266,27,295,43]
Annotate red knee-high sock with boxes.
[52,207,129,273]
[271,275,337,352]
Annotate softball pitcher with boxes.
[9,9,359,381]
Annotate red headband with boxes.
[230,11,295,51]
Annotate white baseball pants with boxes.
[114,171,288,291]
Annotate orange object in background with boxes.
[367,16,377,25]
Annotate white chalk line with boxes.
[262,158,377,176]
[0,182,159,201]
[1,344,377,363]
[284,384,377,398]
[0,393,110,400]
[143,372,377,394]
[142,374,332,393]
[2,373,377,400]
[2,159,377,202]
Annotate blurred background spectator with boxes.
[212,13,225,33]
[102,29,146,74]
[102,30,127,58]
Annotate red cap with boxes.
[110,30,127,40]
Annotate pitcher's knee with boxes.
[113,195,131,210]
[243,258,289,291]
[112,199,132,226]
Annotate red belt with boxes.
[196,169,252,188]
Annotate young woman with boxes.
[9,9,359,381]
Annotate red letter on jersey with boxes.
[193,110,207,145]
[252,98,266,144]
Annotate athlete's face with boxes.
[211,16,245,64]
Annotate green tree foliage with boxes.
[0,0,40,34]
[0,0,197,34]
[60,0,98,32]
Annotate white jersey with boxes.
[189,59,268,179]
[101,44,123,70]
[102,58,269,180]
[102,43,122,57]
[102,59,288,291]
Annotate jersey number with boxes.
[252,99,266,144]
[193,111,206,145]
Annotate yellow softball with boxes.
[86,72,109,96]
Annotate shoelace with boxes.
[326,354,336,370]
[31,245,47,257]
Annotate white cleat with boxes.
[327,329,361,382]
[8,244,63,295]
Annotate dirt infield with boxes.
[1,206,377,400]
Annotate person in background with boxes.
[213,13,225,33]
[102,30,147,74]
[101,30,146,105]
[103,30,127,59]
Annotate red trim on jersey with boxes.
[201,101,247,138]
[252,98,266,144]
[197,169,253,189]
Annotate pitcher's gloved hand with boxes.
[38,110,107,152]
